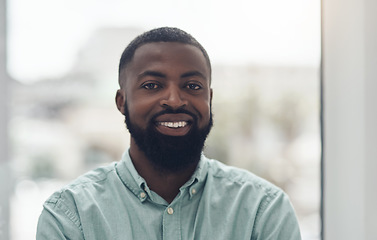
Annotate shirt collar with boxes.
[116,150,209,202]
[179,154,207,189]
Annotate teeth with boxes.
[159,121,188,128]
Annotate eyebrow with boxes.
[137,70,208,81]
[137,71,166,80]
[181,71,207,80]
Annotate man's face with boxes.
[116,42,213,172]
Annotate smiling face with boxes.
[119,42,212,135]
[116,42,213,172]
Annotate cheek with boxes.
[126,96,158,121]
[204,105,211,122]
[195,99,211,124]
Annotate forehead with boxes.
[123,42,210,82]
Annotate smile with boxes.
[158,121,188,128]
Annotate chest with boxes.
[78,188,257,240]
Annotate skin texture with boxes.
[116,42,212,202]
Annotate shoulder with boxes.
[44,162,118,206]
[205,157,283,200]
[37,163,119,239]
[204,158,301,239]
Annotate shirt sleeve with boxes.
[36,196,84,240]
[251,191,302,240]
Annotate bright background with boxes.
[6,0,321,239]
[7,0,320,82]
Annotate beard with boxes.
[124,104,213,173]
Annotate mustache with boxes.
[150,108,198,123]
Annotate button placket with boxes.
[162,203,181,239]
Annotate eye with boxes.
[186,83,202,90]
[142,82,160,89]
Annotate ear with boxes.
[115,89,126,115]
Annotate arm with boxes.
[36,198,84,240]
[251,191,301,240]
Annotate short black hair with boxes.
[118,27,211,86]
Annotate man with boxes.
[37,27,301,239]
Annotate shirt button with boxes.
[140,192,146,199]
[167,207,174,215]
[191,188,197,195]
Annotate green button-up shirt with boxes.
[37,152,301,239]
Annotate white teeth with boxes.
[159,121,188,128]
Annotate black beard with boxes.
[124,105,213,173]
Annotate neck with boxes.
[129,139,199,203]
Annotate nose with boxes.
[160,85,187,109]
